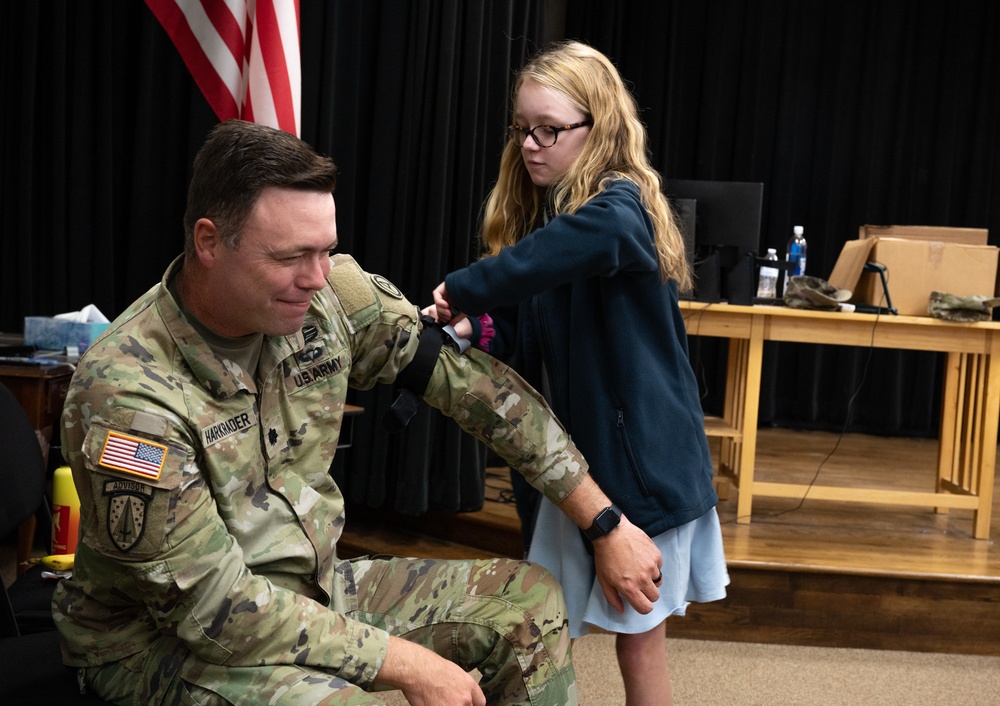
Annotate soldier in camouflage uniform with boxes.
[53,120,663,706]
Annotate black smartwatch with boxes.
[584,504,622,541]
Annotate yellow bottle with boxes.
[51,465,80,555]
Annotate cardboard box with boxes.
[828,226,997,316]
[858,224,988,245]
[24,316,109,352]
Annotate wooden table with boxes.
[0,362,75,447]
[681,302,1000,539]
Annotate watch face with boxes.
[587,505,621,539]
[598,507,621,532]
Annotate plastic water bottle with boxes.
[784,225,807,291]
[756,248,779,299]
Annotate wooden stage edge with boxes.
[341,427,1000,655]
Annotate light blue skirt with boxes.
[527,499,730,638]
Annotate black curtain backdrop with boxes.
[297,0,549,512]
[2,1,998,512]
[564,0,999,436]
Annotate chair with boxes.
[0,380,110,704]
[0,379,57,635]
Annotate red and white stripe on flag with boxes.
[99,432,169,481]
[145,0,301,136]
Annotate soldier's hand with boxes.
[374,636,486,706]
[592,514,663,614]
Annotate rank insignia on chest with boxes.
[98,431,168,481]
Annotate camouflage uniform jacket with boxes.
[53,254,588,688]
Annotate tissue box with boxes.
[24,316,109,352]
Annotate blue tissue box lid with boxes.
[23,316,110,352]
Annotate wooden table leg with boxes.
[936,352,961,514]
[973,341,1000,539]
[735,315,765,524]
[719,339,745,479]
[937,347,999,539]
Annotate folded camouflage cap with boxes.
[928,291,1000,322]
[783,275,853,310]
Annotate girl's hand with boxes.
[421,304,472,339]
[431,282,455,322]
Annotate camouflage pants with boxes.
[82,556,577,706]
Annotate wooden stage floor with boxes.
[342,427,1000,654]
[715,427,1000,581]
[687,428,1000,655]
[462,427,1000,581]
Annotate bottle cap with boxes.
[794,225,804,235]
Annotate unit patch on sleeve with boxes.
[98,432,168,481]
[371,274,403,299]
[103,479,154,553]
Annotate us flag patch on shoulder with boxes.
[99,432,168,481]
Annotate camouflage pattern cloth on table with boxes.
[927,291,1000,322]
[54,253,585,705]
[783,275,852,310]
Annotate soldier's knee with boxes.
[532,561,568,605]
[504,560,568,624]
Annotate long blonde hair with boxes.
[480,41,691,289]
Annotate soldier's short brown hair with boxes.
[183,120,338,256]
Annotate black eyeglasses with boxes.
[507,121,592,148]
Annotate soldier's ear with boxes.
[192,218,222,269]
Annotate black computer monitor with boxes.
[665,179,764,302]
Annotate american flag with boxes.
[99,432,168,480]
[145,0,301,136]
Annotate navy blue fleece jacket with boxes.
[445,179,717,536]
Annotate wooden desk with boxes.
[1,361,76,574]
[681,302,1000,539]
[0,362,76,448]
